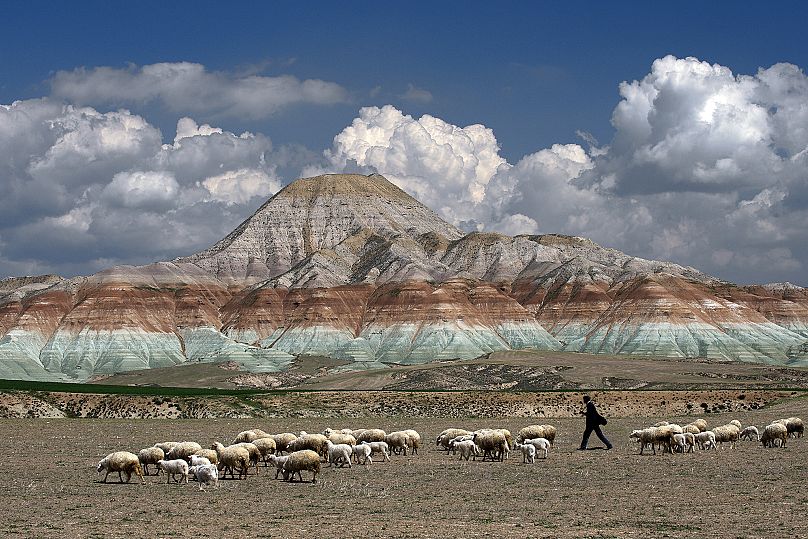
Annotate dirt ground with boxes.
[2,392,807,539]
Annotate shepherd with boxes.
[578,395,612,450]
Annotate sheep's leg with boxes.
[103,471,109,483]
[118,471,124,483]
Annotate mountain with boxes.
[1,173,807,382]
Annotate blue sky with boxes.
[2,2,808,284]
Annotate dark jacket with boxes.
[583,401,606,428]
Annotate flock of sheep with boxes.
[95,416,804,488]
[629,416,804,455]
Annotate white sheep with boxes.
[157,459,189,484]
[454,440,478,461]
[522,437,550,459]
[629,428,660,455]
[97,451,145,484]
[739,426,759,441]
[268,454,290,479]
[519,443,536,464]
[137,446,164,476]
[695,431,716,450]
[352,443,373,465]
[189,464,218,491]
[669,433,694,453]
[324,440,352,468]
[188,455,211,467]
[359,441,390,462]
[211,442,249,480]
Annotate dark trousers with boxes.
[580,425,611,449]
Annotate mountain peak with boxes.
[177,173,463,284]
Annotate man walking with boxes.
[579,395,612,450]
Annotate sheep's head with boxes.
[96,460,105,473]
[629,430,642,440]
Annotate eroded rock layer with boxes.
[1,173,807,381]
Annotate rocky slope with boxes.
[1,173,807,381]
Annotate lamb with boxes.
[454,439,479,461]
[522,437,551,459]
[157,459,189,484]
[402,429,421,455]
[272,433,298,454]
[251,437,277,465]
[775,417,804,438]
[286,434,329,458]
[448,434,475,454]
[472,430,509,462]
[211,442,250,480]
[436,428,472,451]
[515,425,557,446]
[137,446,164,476]
[356,429,386,444]
[669,433,694,453]
[191,449,218,465]
[739,426,759,441]
[232,429,269,444]
[282,449,321,483]
[166,442,203,461]
[519,442,536,464]
[359,441,390,462]
[711,424,741,449]
[324,440,352,468]
[385,431,411,456]
[189,464,218,491]
[97,451,145,484]
[761,423,788,448]
[695,431,717,450]
[352,443,373,465]
[268,454,290,479]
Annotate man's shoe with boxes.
[577,447,587,451]
[605,445,613,450]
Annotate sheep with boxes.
[137,446,164,476]
[495,429,514,454]
[655,424,683,453]
[286,434,329,458]
[232,429,269,444]
[689,418,708,432]
[448,434,475,454]
[188,455,211,467]
[352,443,373,465]
[251,437,277,465]
[211,442,249,480]
[519,442,536,464]
[282,450,321,483]
[272,433,298,454]
[189,464,218,491]
[775,417,804,438]
[761,423,788,448]
[454,439,479,461]
[324,440,352,468]
[153,442,179,455]
[268,454,290,479]
[739,426,759,441]
[232,442,262,474]
[695,431,717,450]
[191,449,218,465]
[436,428,472,451]
[166,442,203,461]
[522,437,551,459]
[385,431,411,456]
[711,424,740,449]
[682,424,701,435]
[730,419,742,430]
[325,431,356,447]
[669,433,694,453]
[515,425,557,446]
[97,451,145,484]
[157,459,189,484]
[472,430,509,462]
[359,441,390,462]
[402,429,421,455]
[630,428,661,455]
[356,429,386,444]
[653,421,669,427]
